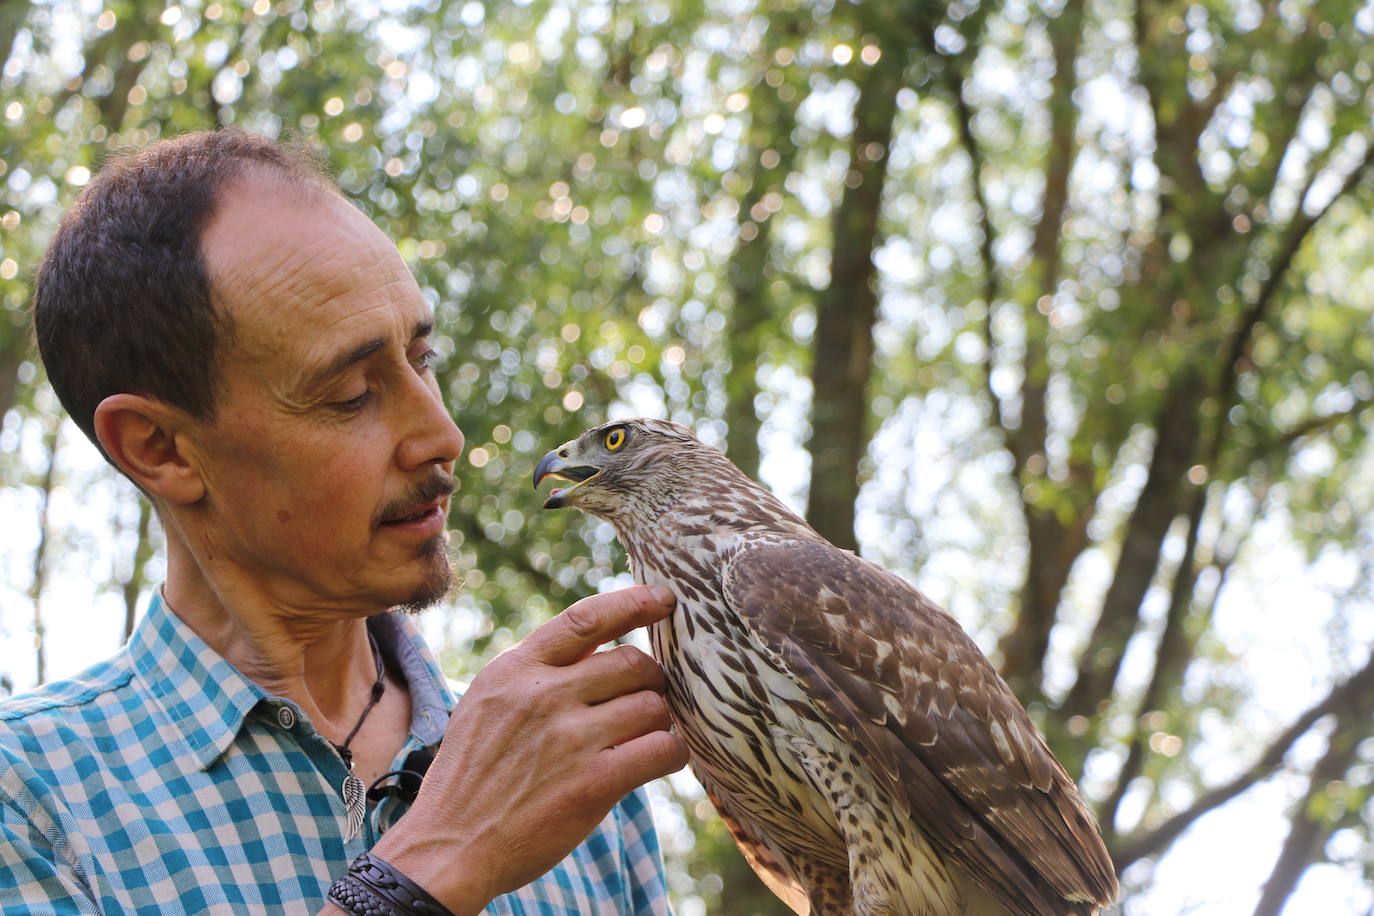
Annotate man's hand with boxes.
[367,585,689,915]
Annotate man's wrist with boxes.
[368,827,492,916]
[328,853,457,916]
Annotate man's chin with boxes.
[393,534,457,615]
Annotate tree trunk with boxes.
[723,18,802,481]
[1000,508,1082,703]
[1061,378,1201,724]
[122,496,155,642]
[0,0,30,68]
[1098,486,1208,837]
[1258,725,1363,916]
[723,221,768,481]
[803,46,903,551]
[0,338,23,422]
[29,419,60,685]
[986,0,1086,696]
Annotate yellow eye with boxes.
[605,428,626,451]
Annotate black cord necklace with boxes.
[337,630,385,842]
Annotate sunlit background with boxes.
[3,0,1373,913]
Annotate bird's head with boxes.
[533,418,716,521]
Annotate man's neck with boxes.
[160,538,415,787]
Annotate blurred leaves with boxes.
[3,0,1374,912]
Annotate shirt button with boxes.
[276,705,297,729]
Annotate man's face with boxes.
[188,172,464,614]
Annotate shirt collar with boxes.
[128,591,266,771]
[370,610,456,749]
[128,591,459,771]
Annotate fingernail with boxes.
[651,586,674,605]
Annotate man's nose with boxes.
[397,375,464,471]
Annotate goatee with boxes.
[395,533,460,614]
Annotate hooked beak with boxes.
[533,450,603,509]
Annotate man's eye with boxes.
[333,391,372,413]
[414,348,440,372]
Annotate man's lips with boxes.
[377,499,449,539]
[376,474,456,528]
[380,499,445,525]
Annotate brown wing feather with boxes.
[722,539,1119,914]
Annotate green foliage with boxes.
[3,0,1374,911]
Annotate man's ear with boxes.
[93,394,206,504]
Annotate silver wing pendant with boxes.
[342,771,367,842]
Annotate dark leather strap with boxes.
[327,852,455,916]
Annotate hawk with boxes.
[534,418,1118,916]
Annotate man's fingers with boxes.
[599,730,690,789]
[586,689,673,748]
[523,586,675,667]
[574,645,667,704]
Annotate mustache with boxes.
[375,472,456,526]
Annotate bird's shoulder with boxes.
[721,537,1009,723]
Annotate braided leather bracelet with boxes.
[327,852,455,916]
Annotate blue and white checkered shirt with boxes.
[0,592,671,915]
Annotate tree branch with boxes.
[51,5,154,130]
[1252,708,1372,916]
[1070,131,1374,738]
[1097,482,1209,838]
[1247,71,1319,209]
[723,13,804,481]
[1134,0,1220,210]
[1015,0,1083,470]
[1102,373,1369,823]
[1221,137,1374,407]
[945,66,1006,444]
[1113,645,1374,869]
[1254,397,1374,461]
[122,495,155,643]
[984,0,1088,702]
[0,0,30,75]
[29,418,61,685]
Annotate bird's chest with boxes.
[632,551,781,740]
[651,583,785,745]
[629,548,843,854]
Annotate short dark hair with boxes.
[32,129,334,457]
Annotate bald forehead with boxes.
[200,170,405,328]
[201,168,356,275]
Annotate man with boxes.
[0,130,689,915]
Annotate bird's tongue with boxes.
[543,487,572,510]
